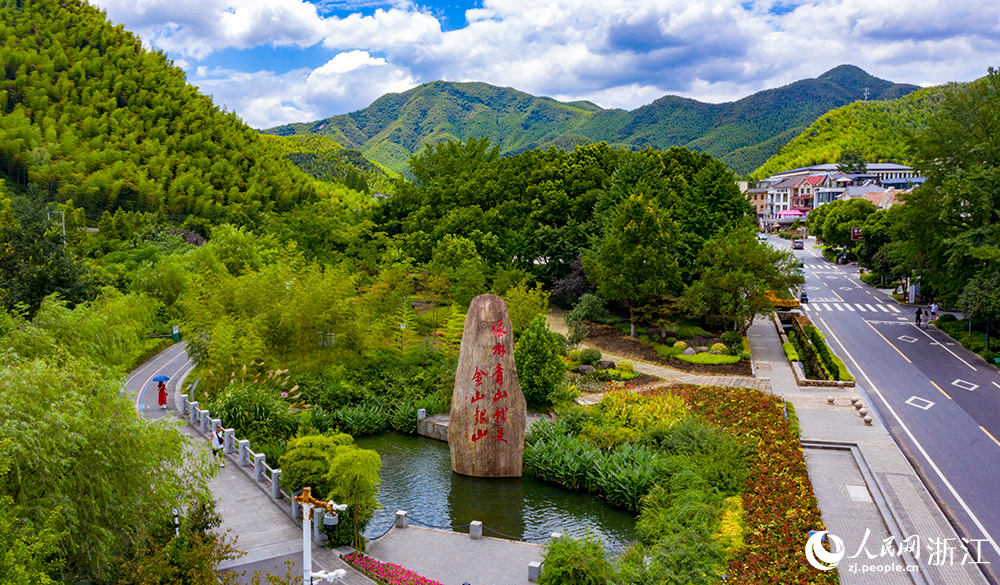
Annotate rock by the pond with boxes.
[448,294,526,478]
[596,360,616,370]
[695,346,709,353]
[578,365,595,374]
[708,351,722,355]
[682,348,697,356]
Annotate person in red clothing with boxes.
[157,381,168,410]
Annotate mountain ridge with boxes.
[264,65,921,175]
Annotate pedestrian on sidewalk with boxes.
[157,381,167,410]
[930,302,939,321]
[915,308,923,327]
[212,424,226,468]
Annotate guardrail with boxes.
[180,395,306,518]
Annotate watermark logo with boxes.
[805,531,845,570]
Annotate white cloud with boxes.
[92,0,998,123]
[189,53,417,128]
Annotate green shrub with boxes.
[673,341,687,350]
[804,326,854,381]
[655,344,683,358]
[710,343,727,353]
[567,349,582,363]
[579,348,602,365]
[782,342,800,362]
[673,353,741,365]
[665,336,677,346]
[859,272,878,286]
[617,360,635,373]
[676,323,710,340]
[937,313,957,323]
[550,383,581,405]
[538,531,615,585]
[720,331,742,348]
[515,315,566,409]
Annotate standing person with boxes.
[157,381,168,410]
[212,424,226,468]
[930,302,939,321]
[915,308,923,327]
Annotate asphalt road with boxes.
[124,341,194,420]
[774,235,1000,583]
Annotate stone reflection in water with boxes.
[449,473,526,538]
[354,432,636,555]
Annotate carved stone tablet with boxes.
[448,294,526,477]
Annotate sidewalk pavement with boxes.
[548,308,987,585]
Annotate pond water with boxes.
[354,432,638,556]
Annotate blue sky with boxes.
[92,0,999,129]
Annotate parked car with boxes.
[791,239,804,249]
[756,233,767,242]
[800,289,809,303]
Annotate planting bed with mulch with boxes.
[586,324,753,376]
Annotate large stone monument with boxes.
[448,294,526,477]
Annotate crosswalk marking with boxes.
[821,303,831,311]
[856,304,867,312]
[845,304,855,311]
[887,305,900,313]
[877,305,890,312]
[865,304,878,312]
[801,302,900,314]
[835,304,844,311]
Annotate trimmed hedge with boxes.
[674,353,742,365]
[782,342,799,362]
[804,326,854,381]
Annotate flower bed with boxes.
[662,385,836,584]
[342,553,444,585]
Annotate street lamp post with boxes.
[293,487,348,584]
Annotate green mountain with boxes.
[266,65,920,176]
[263,134,398,195]
[0,0,358,225]
[750,84,954,179]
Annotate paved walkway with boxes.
[368,526,543,585]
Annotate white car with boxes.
[756,233,767,241]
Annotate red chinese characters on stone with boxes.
[471,428,488,442]
[493,387,507,402]
[474,407,488,425]
[491,342,507,357]
[494,407,507,424]
[470,389,486,404]
[472,366,487,387]
[493,427,508,443]
[491,319,508,339]
[492,362,504,386]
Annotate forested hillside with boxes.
[266,65,920,176]
[263,134,398,196]
[0,0,357,225]
[267,81,603,172]
[750,84,951,179]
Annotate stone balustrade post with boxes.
[253,453,265,480]
[224,429,236,453]
[395,510,408,528]
[238,439,250,466]
[199,410,210,434]
[470,520,482,540]
[188,401,199,426]
[271,469,282,499]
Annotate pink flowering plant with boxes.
[342,553,444,585]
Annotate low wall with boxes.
[773,313,855,388]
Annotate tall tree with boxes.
[836,149,869,174]
[584,193,680,336]
[896,68,1000,304]
[682,228,802,333]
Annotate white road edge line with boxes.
[818,317,1000,559]
[912,327,977,371]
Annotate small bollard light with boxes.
[827,396,834,404]
[864,416,873,425]
[859,408,868,417]
[323,511,338,526]
[853,401,863,410]
[850,396,859,405]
